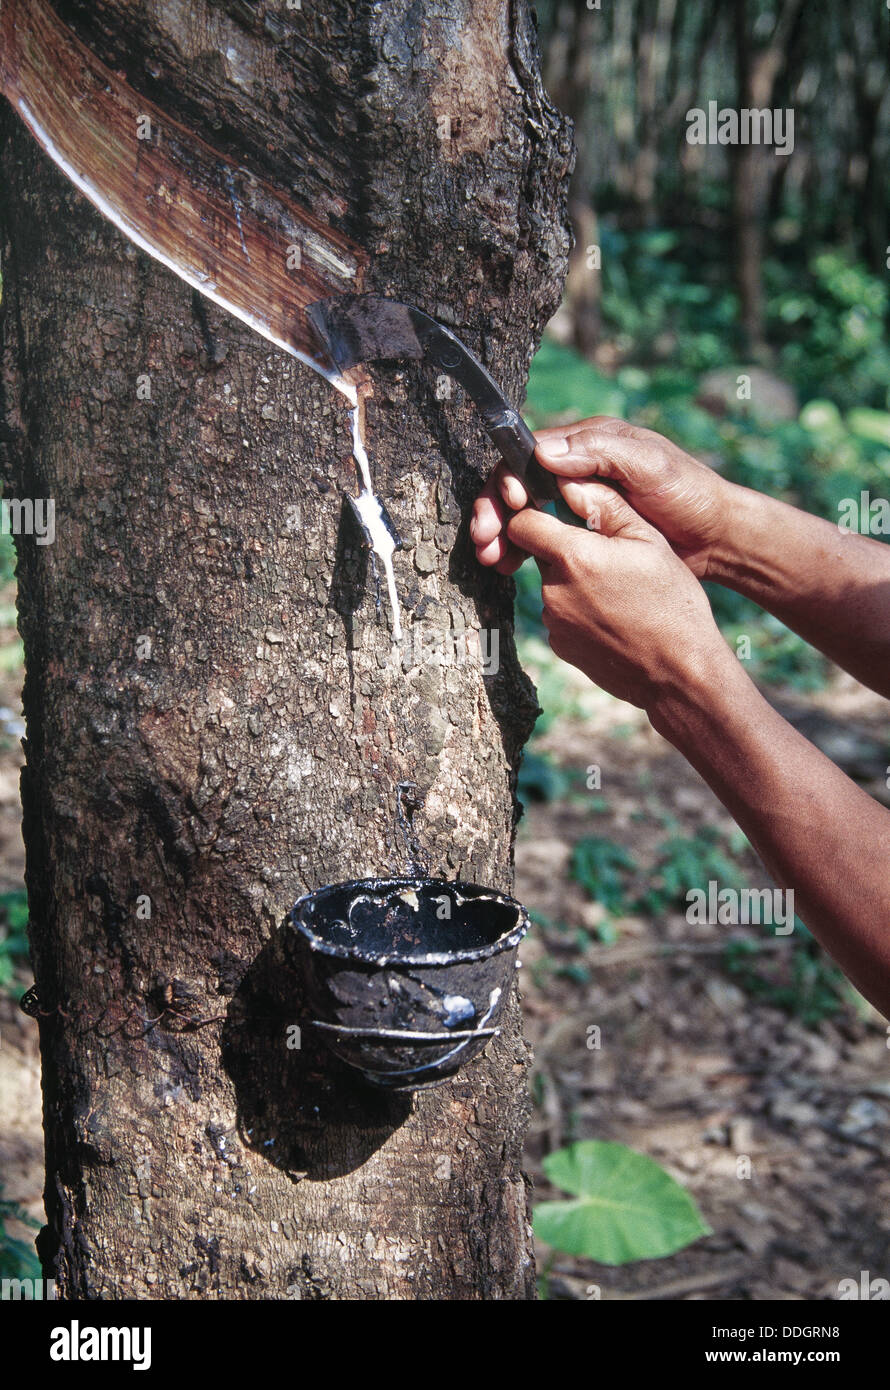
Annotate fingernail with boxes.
[537,437,569,457]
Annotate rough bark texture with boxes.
[0,0,571,1298]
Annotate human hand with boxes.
[471,417,736,579]
[503,481,732,714]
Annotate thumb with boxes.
[558,479,660,541]
[534,417,662,490]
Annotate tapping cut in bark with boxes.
[0,0,410,634]
[0,0,368,369]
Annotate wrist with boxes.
[706,480,767,587]
[647,640,756,748]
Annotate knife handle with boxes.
[416,320,560,506]
[483,409,560,505]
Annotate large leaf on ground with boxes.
[534,1140,710,1265]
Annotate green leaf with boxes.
[0,1189,41,1282]
[847,407,890,448]
[517,750,572,804]
[570,837,636,914]
[525,340,627,425]
[534,1141,710,1265]
[0,890,29,932]
[799,399,843,435]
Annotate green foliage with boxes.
[596,226,739,373]
[570,825,750,923]
[0,889,29,991]
[724,924,846,1027]
[705,588,830,693]
[0,892,37,1282]
[534,1140,710,1266]
[523,338,625,428]
[513,555,545,640]
[637,825,747,916]
[517,748,572,804]
[511,553,545,644]
[570,836,637,916]
[567,823,846,1022]
[847,407,890,449]
[0,535,15,585]
[0,1184,41,1284]
[1,888,29,931]
[767,250,890,412]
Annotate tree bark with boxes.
[0,0,571,1299]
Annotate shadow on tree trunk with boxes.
[222,930,412,1183]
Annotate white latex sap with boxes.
[330,377,402,644]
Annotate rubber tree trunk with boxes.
[0,0,571,1299]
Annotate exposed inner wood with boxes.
[0,0,368,364]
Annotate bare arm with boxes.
[473,481,890,1018]
[709,484,890,697]
[478,417,890,699]
[650,655,890,1014]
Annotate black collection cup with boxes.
[285,876,529,1090]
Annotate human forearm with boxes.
[491,479,890,1014]
[650,655,890,1016]
[710,484,890,697]
[522,419,890,697]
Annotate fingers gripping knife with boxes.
[306,295,559,505]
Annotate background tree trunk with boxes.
[731,0,804,359]
[0,0,571,1299]
[542,1,599,357]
